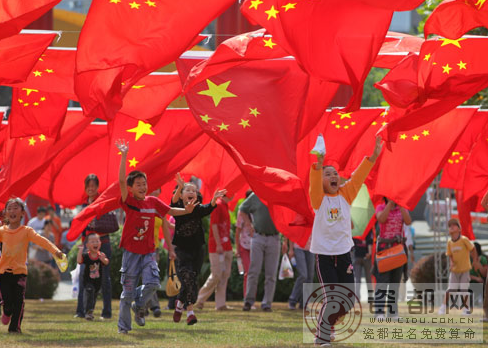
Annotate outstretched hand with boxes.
[369,136,383,162]
[175,172,185,188]
[212,189,227,205]
[184,197,199,213]
[115,139,129,154]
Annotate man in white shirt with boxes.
[27,206,47,233]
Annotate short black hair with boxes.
[127,170,147,187]
[5,198,25,212]
[84,174,99,188]
[86,232,99,241]
[37,206,47,214]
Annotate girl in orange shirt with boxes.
[0,198,63,333]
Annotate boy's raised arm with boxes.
[116,139,129,202]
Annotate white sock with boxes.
[176,300,183,311]
[187,310,194,317]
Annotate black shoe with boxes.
[152,308,162,318]
[262,307,272,312]
[242,302,251,311]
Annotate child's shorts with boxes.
[447,271,470,291]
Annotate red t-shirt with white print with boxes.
[120,195,170,254]
[208,199,232,253]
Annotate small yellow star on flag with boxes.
[33,70,42,77]
[350,121,356,126]
[39,134,46,141]
[132,85,145,89]
[265,5,279,20]
[381,121,387,126]
[109,0,121,3]
[263,37,276,49]
[238,119,251,129]
[442,64,452,74]
[28,137,36,146]
[282,3,297,11]
[423,53,431,61]
[197,79,237,107]
[249,0,263,10]
[126,120,155,141]
[217,122,229,131]
[400,134,407,140]
[200,114,212,123]
[145,0,156,7]
[128,157,139,167]
[45,68,54,73]
[439,38,465,48]
[129,1,141,9]
[249,108,260,117]
[40,97,46,101]
[412,134,420,141]
[422,130,430,136]
[371,121,377,126]
[457,61,467,70]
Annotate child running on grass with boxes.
[77,233,109,321]
[171,173,227,325]
[116,140,197,334]
[0,198,64,333]
[309,136,382,346]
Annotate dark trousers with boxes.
[315,253,355,344]
[83,282,101,314]
[0,273,27,333]
[374,265,403,316]
[175,246,205,306]
[76,242,112,318]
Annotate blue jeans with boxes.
[288,248,315,307]
[76,241,112,318]
[118,250,160,332]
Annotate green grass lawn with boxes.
[1,300,486,348]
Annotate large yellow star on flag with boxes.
[197,79,237,107]
[265,5,279,20]
[249,107,260,117]
[238,119,251,129]
[282,3,297,11]
[126,120,155,141]
[338,112,352,119]
[200,114,212,123]
[129,1,141,9]
[28,137,36,146]
[128,157,139,167]
[263,37,277,49]
[439,38,465,48]
[475,0,486,9]
[217,122,229,131]
[249,0,263,10]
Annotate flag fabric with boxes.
[377,37,488,141]
[241,0,393,110]
[118,73,182,120]
[424,0,488,40]
[455,189,477,240]
[373,107,477,210]
[0,33,56,84]
[9,87,69,138]
[374,32,424,69]
[0,0,61,40]
[0,111,94,204]
[75,0,234,120]
[179,35,339,246]
[358,0,425,11]
[440,110,488,190]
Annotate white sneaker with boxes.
[438,304,446,315]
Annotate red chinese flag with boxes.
[377,37,488,141]
[373,107,477,210]
[0,111,94,204]
[424,0,488,40]
[119,73,182,120]
[455,190,477,240]
[463,120,488,204]
[440,111,488,190]
[241,0,392,110]
[0,0,61,40]
[0,33,56,84]
[7,48,77,99]
[75,0,234,120]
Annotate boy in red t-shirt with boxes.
[195,195,233,310]
[115,140,197,334]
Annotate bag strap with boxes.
[169,259,175,280]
